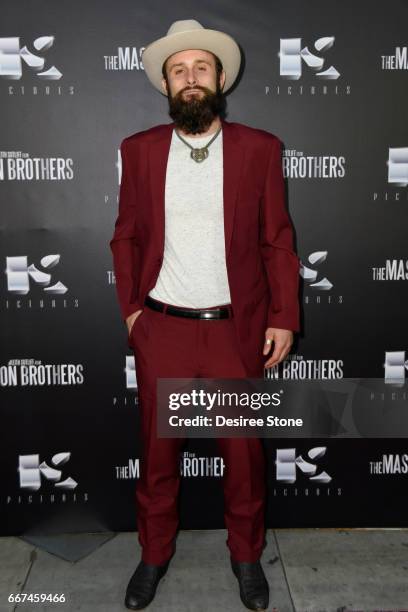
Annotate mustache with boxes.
[177,85,211,96]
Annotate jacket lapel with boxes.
[221,118,245,258]
[148,123,173,256]
[148,118,245,260]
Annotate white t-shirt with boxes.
[148,127,231,307]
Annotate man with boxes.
[110,19,300,611]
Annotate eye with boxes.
[198,66,206,70]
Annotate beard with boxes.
[167,82,226,135]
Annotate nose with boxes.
[185,67,198,87]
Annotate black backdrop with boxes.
[1,0,408,535]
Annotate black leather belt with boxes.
[144,295,233,319]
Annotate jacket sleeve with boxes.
[109,139,143,322]
[260,137,300,332]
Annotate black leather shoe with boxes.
[124,558,170,610]
[230,557,269,611]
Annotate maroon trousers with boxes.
[130,301,266,565]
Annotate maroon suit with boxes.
[110,118,300,564]
[111,118,300,372]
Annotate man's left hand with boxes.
[263,328,293,368]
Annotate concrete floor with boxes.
[1,529,408,612]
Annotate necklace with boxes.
[175,126,222,163]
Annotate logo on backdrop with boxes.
[276,447,332,483]
[369,454,408,474]
[181,451,225,477]
[103,148,121,206]
[381,47,408,70]
[373,147,408,202]
[117,148,122,185]
[103,46,145,71]
[3,452,88,506]
[126,355,136,389]
[272,446,341,497]
[300,251,333,291]
[279,37,339,80]
[115,451,225,480]
[19,452,77,490]
[0,359,84,387]
[266,36,350,96]
[388,147,408,187]
[0,151,74,181]
[0,36,74,95]
[266,354,344,380]
[0,36,61,79]
[4,254,79,312]
[367,352,408,401]
[372,259,408,281]
[107,270,116,285]
[282,149,346,179]
[115,458,140,479]
[6,255,67,294]
[384,351,408,386]
[112,356,138,409]
[300,250,343,306]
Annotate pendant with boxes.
[191,147,209,163]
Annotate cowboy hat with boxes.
[142,19,241,95]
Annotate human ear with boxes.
[161,77,168,95]
[219,69,226,91]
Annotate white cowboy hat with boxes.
[142,19,241,95]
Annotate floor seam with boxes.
[13,542,36,612]
[272,529,297,612]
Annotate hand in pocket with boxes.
[127,309,143,336]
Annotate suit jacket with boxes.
[110,118,300,375]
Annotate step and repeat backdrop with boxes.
[1,0,408,535]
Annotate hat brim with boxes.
[142,28,241,95]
